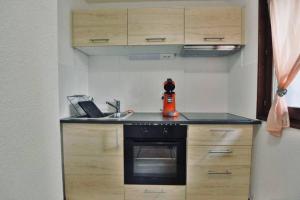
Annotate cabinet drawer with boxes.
[185,7,243,45]
[65,175,124,200]
[125,185,185,200]
[72,9,128,46]
[188,125,253,146]
[128,8,184,45]
[187,165,250,200]
[188,146,252,167]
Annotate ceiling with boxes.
[85,0,242,3]
[86,0,200,3]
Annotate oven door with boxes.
[124,139,186,185]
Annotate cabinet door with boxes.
[187,146,251,200]
[128,8,184,45]
[72,9,128,47]
[62,123,124,200]
[185,7,243,45]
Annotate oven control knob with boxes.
[163,128,168,134]
[143,128,149,133]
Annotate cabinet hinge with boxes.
[264,100,267,106]
[265,49,269,55]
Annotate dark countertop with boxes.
[60,112,261,125]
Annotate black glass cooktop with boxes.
[61,112,260,125]
[125,112,187,122]
[181,113,253,122]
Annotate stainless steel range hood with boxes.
[180,45,242,57]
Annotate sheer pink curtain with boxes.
[267,0,300,136]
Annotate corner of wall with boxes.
[228,0,258,119]
[58,0,89,118]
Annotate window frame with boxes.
[257,0,300,129]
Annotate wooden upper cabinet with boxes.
[72,7,244,47]
[185,7,243,45]
[128,8,184,45]
[72,9,128,47]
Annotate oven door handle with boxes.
[130,140,181,146]
[135,157,176,160]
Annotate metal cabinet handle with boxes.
[115,128,119,148]
[145,37,167,42]
[208,149,233,154]
[89,38,110,43]
[204,37,225,41]
[144,189,165,194]
[209,129,236,133]
[208,170,232,175]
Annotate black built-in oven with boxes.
[124,124,187,185]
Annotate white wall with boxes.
[227,0,300,199]
[0,0,63,200]
[89,56,229,112]
[58,0,300,199]
[58,0,89,117]
[251,123,300,200]
[80,0,245,9]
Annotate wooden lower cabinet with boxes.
[62,123,253,200]
[62,123,124,200]
[187,125,253,200]
[125,185,186,200]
